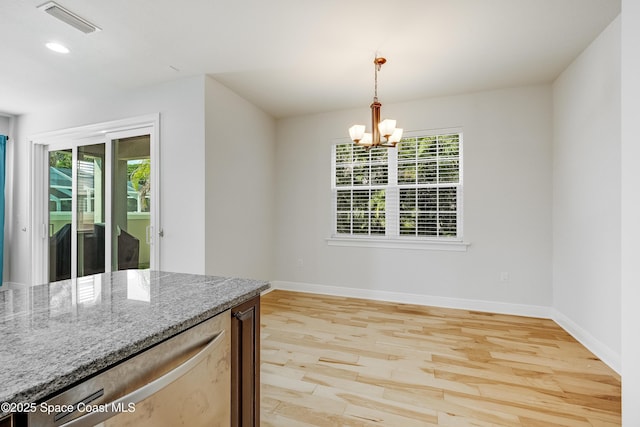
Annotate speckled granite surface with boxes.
[0,270,269,410]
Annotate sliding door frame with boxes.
[30,114,160,285]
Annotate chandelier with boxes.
[348,57,403,148]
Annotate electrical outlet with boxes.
[499,272,510,282]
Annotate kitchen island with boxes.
[0,270,268,426]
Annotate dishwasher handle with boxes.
[60,330,226,427]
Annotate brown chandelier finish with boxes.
[349,57,403,148]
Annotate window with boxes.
[331,130,464,248]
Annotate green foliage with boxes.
[129,160,150,210]
[49,151,72,168]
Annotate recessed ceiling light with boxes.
[46,42,70,54]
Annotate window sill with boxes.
[326,236,470,252]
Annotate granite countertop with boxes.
[0,270,269,411]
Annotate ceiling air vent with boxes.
[38,2,101,34]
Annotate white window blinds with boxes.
[332,131,463,240]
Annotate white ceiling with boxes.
[0,0,620,118]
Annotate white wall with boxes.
[0,116,10,135]
[551,16,621,371]
[11,76,207,283]
[8,74,276,285]
[204,76,276,280]
[274,85,553,309]
[621,1,640,424]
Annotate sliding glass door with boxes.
[44,130,156,282]
[77,143,106,278]
[48,142,108,281]
[112,135,152,271]
[48,148,72,281]
[31,115,160,286]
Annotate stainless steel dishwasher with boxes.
[29,311,231,427]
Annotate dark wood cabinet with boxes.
[231,296,260,427]
[0,412,27,427]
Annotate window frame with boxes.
[329,128,469,251]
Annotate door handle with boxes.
[60,330,226,427]
[233,307,254,321]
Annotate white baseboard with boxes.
[269,280,621,375]
[551,309,621,374]
[271,280,552,318]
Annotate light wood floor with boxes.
[260,290,621,426]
